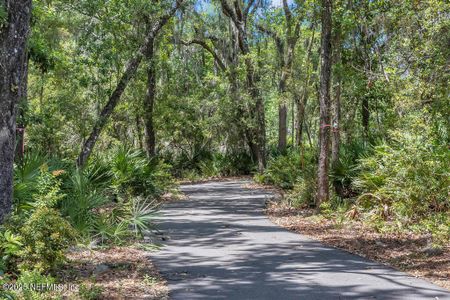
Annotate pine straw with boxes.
[266,201,450,290]
[59,246,168,299]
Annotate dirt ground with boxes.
[59,246,169,300]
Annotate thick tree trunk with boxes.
[16,54,29,162]
[317,0,333,206]
[77,0,183,167]
[0,0,32,223]
[143,38,156,158]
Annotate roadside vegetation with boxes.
[1,148,174,299]
[0,0,448,297]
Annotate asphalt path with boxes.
[150,179,450,300]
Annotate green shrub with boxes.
[414,213,450,246]
[217,152,254,176]
[109,146,174,197]
[330,141,368,198]
[180,169,201,181]
[123,197,158,238]
[0,275,14,300]
[14,270,57,300]
[14,153,49,211]
[353,128,449,225]
[256,151,303,189]
[78,283,103,300]
[0,230,23,274]
[61,169,109,237]
[257,150,315,190]
[199,158,221,178]
[18,207,77,273]
[14,153,73,220]
[92,211,129,244]
[197,152,253,177]
[285,166,317,207]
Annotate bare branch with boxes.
[244,0,257,19]
[283,0,292,25]
[181,39,227,71]
[256,24,284,56]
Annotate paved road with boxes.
[150,180,449,300]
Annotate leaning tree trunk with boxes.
[0,0,32,223]
[143,38,156,158]
[316,0,333,206]
[77,0,183,167]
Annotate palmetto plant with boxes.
[123,197,159,238]
[61,169,109,237]
[13,152,48,210]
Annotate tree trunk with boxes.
[0,0,32,223]
[77,0,183,167]
[135,116,143,150]
[331,26,341,169]
[331,27,343,198]
[16,54,29,162]
[295,90,307,147]
[244,55,266,172]
[143,38,156,158]
[295,25,315,147]
[331,82,341,168]
[317,0,333,206]
[220,0,266,172]
[278,91,288,153]
[362,95,370,140]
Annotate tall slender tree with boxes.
[220,0,267,172]
[77,0,183,167]
[143,37,157,158]
[258,0,302,153]
[331,17,343,196]
[295,22,316,147]
[316,0,333,206]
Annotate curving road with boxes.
[150,179,449,300]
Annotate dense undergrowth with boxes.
[168,150,255,181]
[0,147,174,299]
[256,127,450,247]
